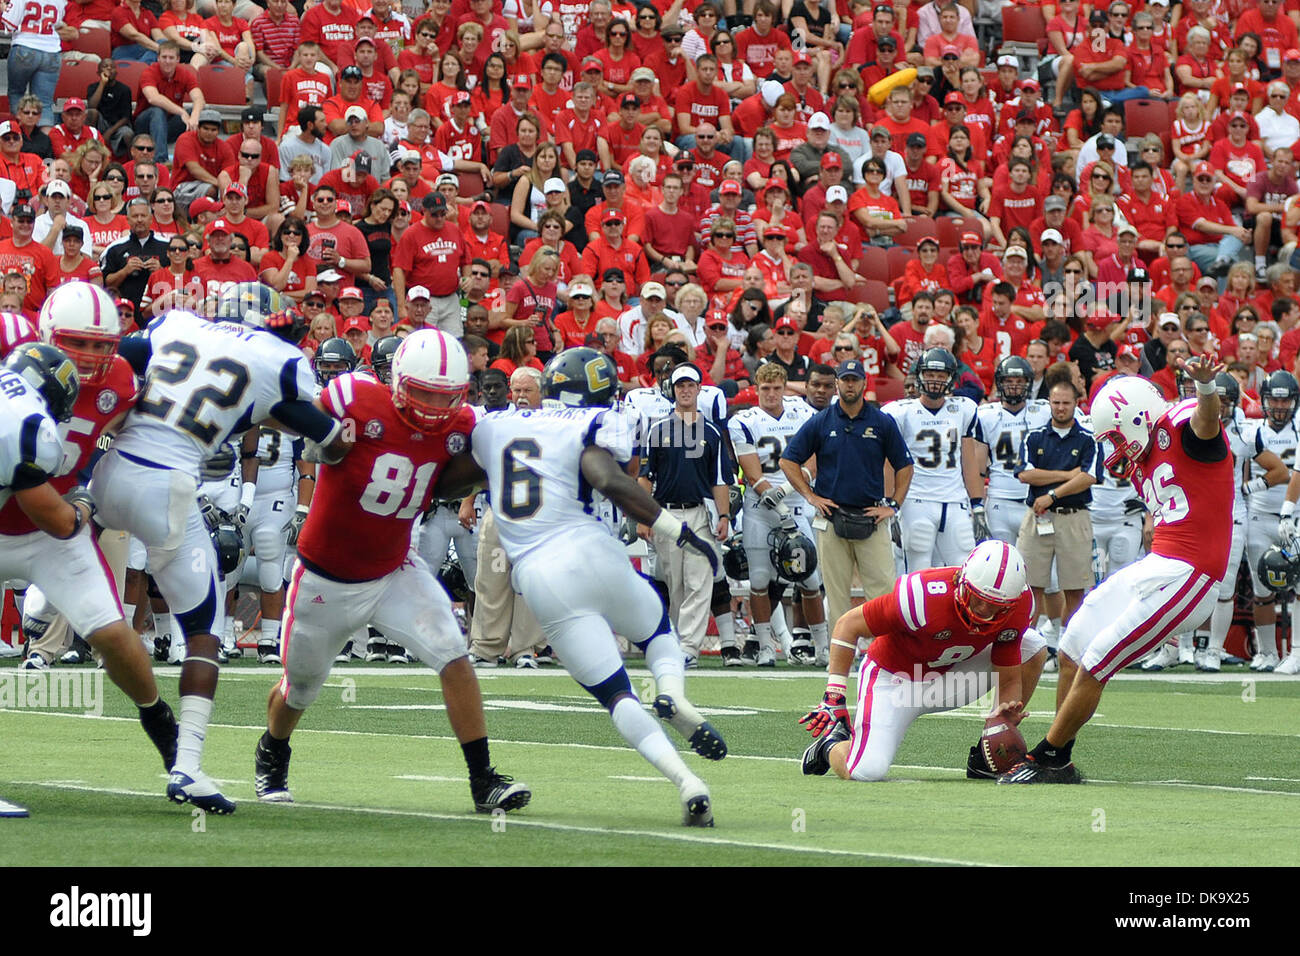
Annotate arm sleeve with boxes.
[117,333,153,377]
[1181,422,1228,462]
[270,399,341,444]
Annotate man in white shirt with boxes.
[618,281,693,353]
[1257,82,1300,155]
[34,180,93,256]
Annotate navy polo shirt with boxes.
[640,413,733,504]
[781,400,913,507]
[1017,419,1096,508]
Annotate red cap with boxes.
[763,223,788,239]
[512,74,531,88]
[764,177,789,192]
[341,315,370,333]
[602,208,626,226]
[336,198,352,214]
[451,90,472,107]
[1227,109,1250,123]
[944,91,966,106]
[339,286,364,300]
[354,36,375,48]
[793,52,812,65]
[1116,343,1139,360]
[941,44,961,58]
[1287,48,1300,62]
[774,315,800,332]
[115,297,134,311]
[820,151,843,169]
[223,182,247,198]
[719,179,742,195]
[204,217,232,237]
[63,98,87,112]
[1020,78,1040,91]
[960,231,982,246]
[1193,161,1215,178]
[471,199,490,214]
[1230,83,1251,96]
[1086,309,1119,329]
[916,235,939,249]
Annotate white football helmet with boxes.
[1090,376,1169,479]
[391,329,469,429]
[955,540,1027,628]
[37,282,122,385]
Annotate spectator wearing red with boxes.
[797,207,862,303]
[1177,161,1253,278]
[896,236,950,306]
[642,27,691,100]
[1118,161,1177,258]
[145,234,201,315]
[132,44,204,164]
[1207,112,1268,211]
[1074,17,1131,93]
[674,55,735,152]
[580,209,650,293]
[299,0,359,72]
[434,90,482,161]
[217,134,281,222]
[250,0,300,75]
[735,0,790,76]
[947,231,1003,305]
[554,278,603,349]
[325,66,384,140]
[768,95,808,162]
[0,204,59,314]
[987,157,1044,249]
[696,217,748,303]
[695,179,757,255]
[112,0,162,62]
[584,171,648,244]
[191,217,259,300]
[172,109,234,204]
[641,173,699,274]
[259,218,318,305]
[594,18,641,94]
[886,292,934,374]
[393,191,466,334]
[1236,0,1297,70]
[926,94,988,164]
[344,36,397,110]
[456,0,510,54]
[876,87,930,155]
[784,53,826,124]
[48,99,103,159]
[306,182,371,284]
[0,121,45,199]
[555,81,612,171]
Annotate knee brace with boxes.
[710,578,732,615]
[582,667,636,712]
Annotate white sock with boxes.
[610,697,696,789]
[174,695,214,776]
[223,617,235,645]
[753,620,775,655]
[770,603,793,654]
[1178,632,1193,651]
[810,620,829,652]
[1256,255,1267,269]
[1209,600,1232,655]
[714,611,736,649]
[123,602,136,628]
[1047,619,1062,649]
[1257,623,1277,657]
[260,619,280,649]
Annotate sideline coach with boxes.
[780,359,914,624]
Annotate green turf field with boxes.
[2,660,1298,866]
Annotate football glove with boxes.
[199,442,238,480]
[198,495,219,532]
[799,692,848,738]
[63,486,96,518]
[1281,515,1300,554]
[285,504,309,545]
[676,523,720,576]
[890,515,902,549]
[971,504,991,543]
[233,503,250,530]
[759,485,788,511]
[1244,477,1268,499]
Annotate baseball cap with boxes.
[1086,309,1119,329]
[1193,161,1215,178]
[341,315,370,334]
[869,124,891,141]
[620,92,640,109]
[1041,228,1064,244]
[794,51,814,64]
[1020,77,1041,92]
[451,90,472,108]
[240,108,263,124]
[1003,245,1028,260]
[760,79,784,108]
[641,281,666,299]
[807,112,832,131]
[61,224,84,240]
[674,150,695,166]
[1096,134,1115,149]
[345,105,368,123]
[1116,343,1139,361]
[960,231,982,246]
[944,91,965,106]
[543,177,566,194]
[1117,223,1138,237]
[603,170,625,187]
[916,235,939,249]
[470,200,490,215]
[1197,275,1218,289]
[398,148,421,165]
[719,179,742,195]
[340,65,364,81]
[568,281,595,298]
[406,285,431,301]
[198,108,222,125]
[670,365,702,385]
[435,172,459,188]
[997,54,1018,68]
[836,359,866,379]
[1015,108,1035,124]
[189,197,221,217]
[631,67,656,83]
[0,121,18,137]
[11,203,35,219]
[916,66,935,79]
[1228,110,1250,124]
[204,217,233,237]
[422,192,448,213]
[820,151,843,170]
[1159,312,1181,329]
[44,179,72,198]
[317,268,344,283]
[774,316,800,333]
[602,208,626,226]
[581,55,603,71]
[576,148,599,164]
[63,98,86,112]
[1287,48,1300,62]
[826,185,848,203]
[764,177,789,193]
[602,267,626,283]
[1127,266,1150,282]
[941,44,960,59]
[354,35,375,48]
[338,203,356,219]
[906,132,928,149]
[763,223,788,239]
[511,74,531,88]
[339,286,364,301]
[1044,195,1067,212]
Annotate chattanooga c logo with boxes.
[96,389,118,414]
[1156,428,1170,450]
[445,432,467,455]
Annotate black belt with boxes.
[119,450,172,471]
[1049,506,1084,514]
[432,498,463,509]
[660,501,704,509]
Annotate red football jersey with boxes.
[863,567,1032,676]
[0,311,38,359]
[297,374,475,582]
[0,355,136,535]
[1129,398,1234,579]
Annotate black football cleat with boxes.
[471,768,531,813]
[254,732,293,803]
[801,721,850,776]
[966,744,997,780]
[997,755,1084,785]
[140,700,179,771]
[681,790,714,828]
[652,694,728,760]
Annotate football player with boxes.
[0,310,38,358]
[0,337,179,788]
[1002,359,1233,783]
[800,540,1046,781]
[94,282,349,814]
[976,356,1049,546]
[1089,436,1146,581]
[729,364,826,667]
[884,348,985,572]
[313,337,357,386]
[1148,373,1285,672]
[463,347,727,826]
[255,330,529,814]
[1238,371,1300,673]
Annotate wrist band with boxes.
[239,481,257,511]
[1195,378,1216,396]
[826,679,847,696]
[1283,500,1296,518]
[651,510,682,539]
[830,638,857,650]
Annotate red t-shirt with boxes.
[171,131,235,186]
[203,15,249,55]
[111,5,158,51]
[673,82,731,133]
[1176,191,1237,245]
[734,26,791,74]
[299,3,360,65]
[0,239,60,313]
[392,220,465,296]
[135,63,199,118]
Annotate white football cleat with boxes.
[167,770,236,814]
[679,778,714,828]
[1194,649,1221,672]
[1250,652,1280,672]
[1272,652,1300,675]
[756,647,776,668]
[1141,643,1181,671]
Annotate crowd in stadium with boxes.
[5,0,1300,684]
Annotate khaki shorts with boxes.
[1016,507,1094,591]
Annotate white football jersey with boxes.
[1222,411,1255,520]
[254,425,301,495]
[978,400,1051,500]
[1249,416,1298,515]
[728,399,814,495]
[0,370,65,510]
[624,383,727,453]
[884,396,981,501]
[472,405,636,564]
[1090,437,1141,523]
[112,310,319,474]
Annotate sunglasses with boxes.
[1064,268,1084,275]
[187,241,201,249]
[470,270,490,277]
[315,194,336,201]
[714,232,735,239]
[1166,243,1186,250]
[1189,325,1208,332]
[714,37,732,45]
[240,152,260,159]
[1092,173,1111,180]
[93,194,113,200]
[169,246,189,253]
[1195,175,1213,182]
[775,329,797,336]
[106,175,126,182]
[133,144,155,151]
[666,280,685,287]
[833,345,855,352]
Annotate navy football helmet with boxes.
[767,525,817,583]
[313,337,357,386]
[370,335,401,386]
[994,355,1032,405]
[916,347,957,401]
[542,347,619,407]
[216,281,307,344]
[3,342,79,423]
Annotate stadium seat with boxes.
[1001,7,1047,46]
[1124,99,1169,142]
[113,60,147,101]
[489,202,509,238]
[265,68,284,108]
[197,65,247,125]
[849,279,891,312]
[856,245,889,282]
[937,216,978,248]
[458,171,487,198]
[873,375,905,403]
[54,59,101,103]
[67,27,110,59]
[886,245,914,281]
[898,215,937,248]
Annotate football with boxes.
[980,716,1028,774]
